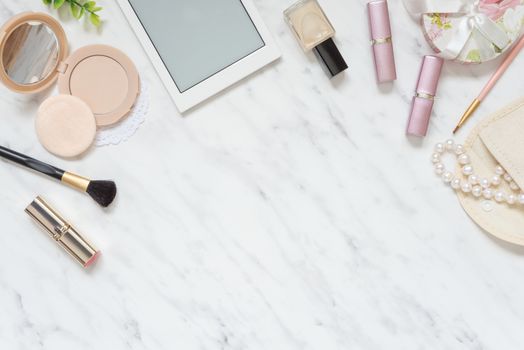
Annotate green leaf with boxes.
[84,1,97,11]
[89,13,100,26]
[70,2,82,18]
[53,0,66,9]
[46,0,102,26]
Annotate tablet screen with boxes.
[128,0,265,93]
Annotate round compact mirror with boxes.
[2,21,59,85]
[0,12,67,93]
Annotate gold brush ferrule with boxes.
[25,196,100,268]
[454,99,481,133]
[61,172,90,192]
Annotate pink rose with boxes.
[479,0,522,20]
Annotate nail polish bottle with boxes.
[284,0,348,78]
[367,0,396,83]
[407,55,444,137]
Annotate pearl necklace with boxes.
[432,140,524,206]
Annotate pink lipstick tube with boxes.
[407,55,444,137]
[367,0,396,83]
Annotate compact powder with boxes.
[69,56,129,115]
[36,95,96,158]
[58,45,140,127]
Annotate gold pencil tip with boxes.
[453,99,481,134]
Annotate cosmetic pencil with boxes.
[0,145,117,207]
[453,35,524,134]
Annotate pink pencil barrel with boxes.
[479,35,524,101]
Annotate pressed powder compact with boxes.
[57,44,139,126]
[0,12,139,156]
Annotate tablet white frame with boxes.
[116,0,280,113]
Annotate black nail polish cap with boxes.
[313,38,348,78]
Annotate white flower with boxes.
[503,5,524,40]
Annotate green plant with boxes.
[42,0,102,26]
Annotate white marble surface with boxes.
[1,0,524,349]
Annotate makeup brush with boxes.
[0,145,117,207]
[453,35,524,134]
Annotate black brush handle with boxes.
[0,145,65,181]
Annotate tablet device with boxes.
[117,0,280,112]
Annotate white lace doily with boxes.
[95,82,150,146]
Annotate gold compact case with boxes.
[0,12,139,126]
[25,196,100,268]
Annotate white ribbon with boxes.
[404,0,511,60]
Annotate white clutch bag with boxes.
[458,97,524,245]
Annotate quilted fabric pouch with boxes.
[457,97,524,245]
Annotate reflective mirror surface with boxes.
[2,21,59,85]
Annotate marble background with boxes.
[1,0,524,349]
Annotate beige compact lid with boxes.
[0,12,140,126]
[57,44,140,127]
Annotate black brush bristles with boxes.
[86,180,117,207]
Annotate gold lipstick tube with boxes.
[25,196,100,268]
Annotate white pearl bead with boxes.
[435,143,445,153]
[483,188,493,199]
[468,174,479,185]
[455,144,465,155]
[480,178,490,189]
[462,165,473,176]
[442,171,453,183]
[461,181,472,193]
[494,191,506,203]
[518,193,524,205]
[491,175,501,186]
[434,163,444,175]
[507,194,516,205]
[451,178,461,190]
[445,139,454,150]
[510,181,520,191]
[431,153,441,164]
[458,154,470,165]
[503,173,512,182]
[472,185,482,197]
[495,165,505,176]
